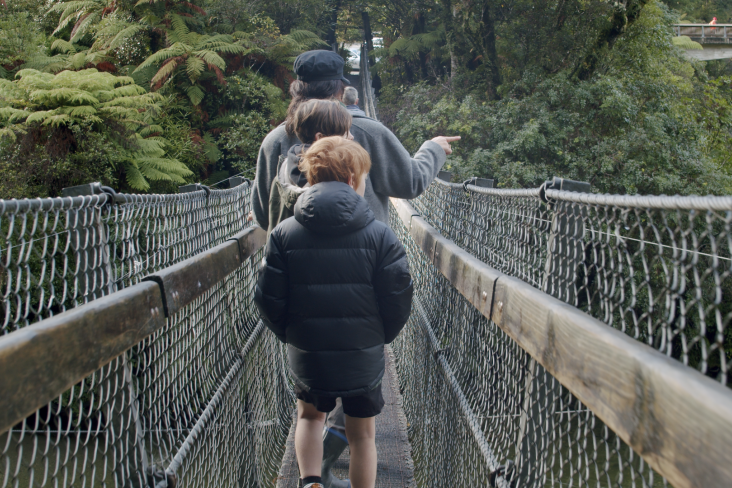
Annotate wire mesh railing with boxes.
[391,201,675,487]
[411,178,732,386]
[1,183,250,334]
[0,184,295,488]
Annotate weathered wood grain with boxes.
[0,281,165,435]
[228,226,267,263]
[491,275,732,488]
[143,239,242,316]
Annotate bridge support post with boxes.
[514,177,591,484]
[540,176,591,304]
[61,182,152,485]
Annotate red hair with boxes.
[299,137,371,186]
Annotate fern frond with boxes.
[25,110,54,124]
[139,124,164,136]
[170,14,190,38]
[0,127,19,142]
[106,24,145,51]
[150,57,182,86]
[124,161,150,190]
[0,107,28,122]
[70,12,101,42]
[186,56,205,82]
[113,84,147,97]
[195,50,225,70]
[135,43,189,71]
[51,39,77,55]
[185,84,204,105]
[42,113,74,126]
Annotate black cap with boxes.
[293,50,350,85]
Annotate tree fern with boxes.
[0,69,192,190]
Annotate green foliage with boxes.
[0,69,192,193]
[216,72,287,177]
[387,2,732,196]
[0,12,47,78]
[672,35,703,49]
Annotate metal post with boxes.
[62,182,151,484]
[62,183,116,302]
[540,176,591,305]
[514,357,558,486]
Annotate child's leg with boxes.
[296,399,328,478]
[344,414,376,488]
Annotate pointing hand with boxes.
[431,136,461,155]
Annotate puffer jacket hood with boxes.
[295,181,374,236]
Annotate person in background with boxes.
[255,137,413,488]
[343,86,366,117]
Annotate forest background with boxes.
[1,0,732,198]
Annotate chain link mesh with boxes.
[1,184,250,334]
[390,203,668,488]
[0,184,295,488]
[411,180,732,385]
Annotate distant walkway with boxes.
[276,346,415,488]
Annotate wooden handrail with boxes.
[391,197,732,488]
[0,226,267,436]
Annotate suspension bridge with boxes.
[1,49,732,488]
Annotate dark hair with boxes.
[300,137,371,186]
[293,100,351,144]
[285,79,345,136]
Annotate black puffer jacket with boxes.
[254,181,413,397]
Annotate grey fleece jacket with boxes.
[252,114,446,228]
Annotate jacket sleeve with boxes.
[251,141,275,230]
[254,230,289,343]
[373,227,414,344]
[352,120,446,199]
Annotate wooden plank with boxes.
[390,197,420,232]
[228,225,267,264]
[0,281,165,435]
[491,275,732,488]
[390,198,500,321]
[143,239,242,316]
[431,230,500,320]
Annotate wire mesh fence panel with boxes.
[0,196,113,333]
[0,184,252,335]
[0,186,295,488]
[545,193,732,385]
[390,204,670,488]
[412,179,732,385]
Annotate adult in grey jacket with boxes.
[251,51,459,230]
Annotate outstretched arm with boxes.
[355,121,460,200]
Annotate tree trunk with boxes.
[479,2,501,98]
[362,11,375,66]
[441,0,458,80]
[414,12,429,80]
[574,0,649,80]
[326,0,342,52]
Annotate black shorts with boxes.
[295,384,384,418]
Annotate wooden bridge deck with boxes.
[276,346,416,488]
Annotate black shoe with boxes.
[321,429,350,488]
